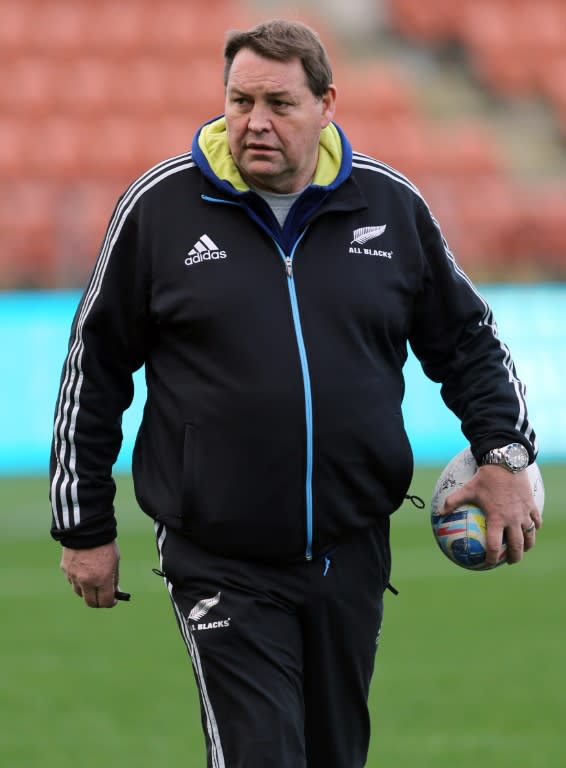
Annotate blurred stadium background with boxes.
[1,0,566,286]
[1,1,565,766]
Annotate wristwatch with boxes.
[480,442,529,473]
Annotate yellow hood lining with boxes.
[198,117,343,192]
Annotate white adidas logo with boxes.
[185,234,227,266]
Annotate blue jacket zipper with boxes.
[273,232,314,561]
[202,195,315,560]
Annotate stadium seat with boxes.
[342,113,440,176]
[462,4,533,94]
[334,63,417,120]
[51,179,126,284]
[540,55,566,131]
[78,0,149,53]
[139,114,196,165]
[78,116,145,178]
[387,0,462,43]
[133,0,256,55]
[1,0,564,286]
[25,116,85,179]
[113,56,177,114]
[165,57,226,120]
[0,0,35,51]
[0,117,29,178]
[432,122,502,176]
[26,1,89,53]
[521,184,566,261]
[0,181,56,238]
[54,56,117,114]
[0,181,59,287]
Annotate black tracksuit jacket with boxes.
[50,119,537,561]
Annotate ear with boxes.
[320,84,337,128]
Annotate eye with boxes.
[272,99,292,111]
[231,95,251,108]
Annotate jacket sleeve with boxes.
[50,195,149,548]
[408,197,537,464]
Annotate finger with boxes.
[503,526,525,565]
[523,522,537,552]
[440,488,466,517]
[82,584,118,609]
[69,579,83,598]
[485,525,508,568]
[531,513,543,530]
[81,585,100,608]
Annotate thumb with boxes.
[440,486,473,517]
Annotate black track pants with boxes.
[156,521,391,768]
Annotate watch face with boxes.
[506,443,529,471]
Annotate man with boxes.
[50,19,540,768]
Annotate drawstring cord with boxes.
[321,547,336,576]
[384,494,425,596]
[153,497,425,586]
[405,493,425,509]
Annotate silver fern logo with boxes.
[189,592,221,621]
[187,592,231,632]
[351,225,386,245]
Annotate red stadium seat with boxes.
[432,122,502,176]
[334,63,417,120]
[134,0,256,55]
[51,179,126,284]
[79,0,149,53]
[0,0,35,51]
[0,180,59,287]
[54,56,116,114]
[0,117,30,178]
[165,57,226,120]
[27,1,89,53]
[25,116,85,179]
[462,4,534,94]
[387,0,462,42]
[111,56,176,114]
[0,56,59,115]
[539,55,566,114]
[341,113,439,177]
[1,0,563,284]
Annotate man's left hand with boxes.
[441,465,542,568]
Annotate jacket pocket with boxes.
[178,419,306,558]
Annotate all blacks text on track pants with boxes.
[156,520,391,768]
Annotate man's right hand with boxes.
[60,540,121,608]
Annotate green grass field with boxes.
[2,466,564,767]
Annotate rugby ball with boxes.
[430,447,544,570]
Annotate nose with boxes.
[247,103,271,133]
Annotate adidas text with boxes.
[185,250,227,266]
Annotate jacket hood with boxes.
[191,116,353,197]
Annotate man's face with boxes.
[224,49,336,194]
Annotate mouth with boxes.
[245,144,278,153]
